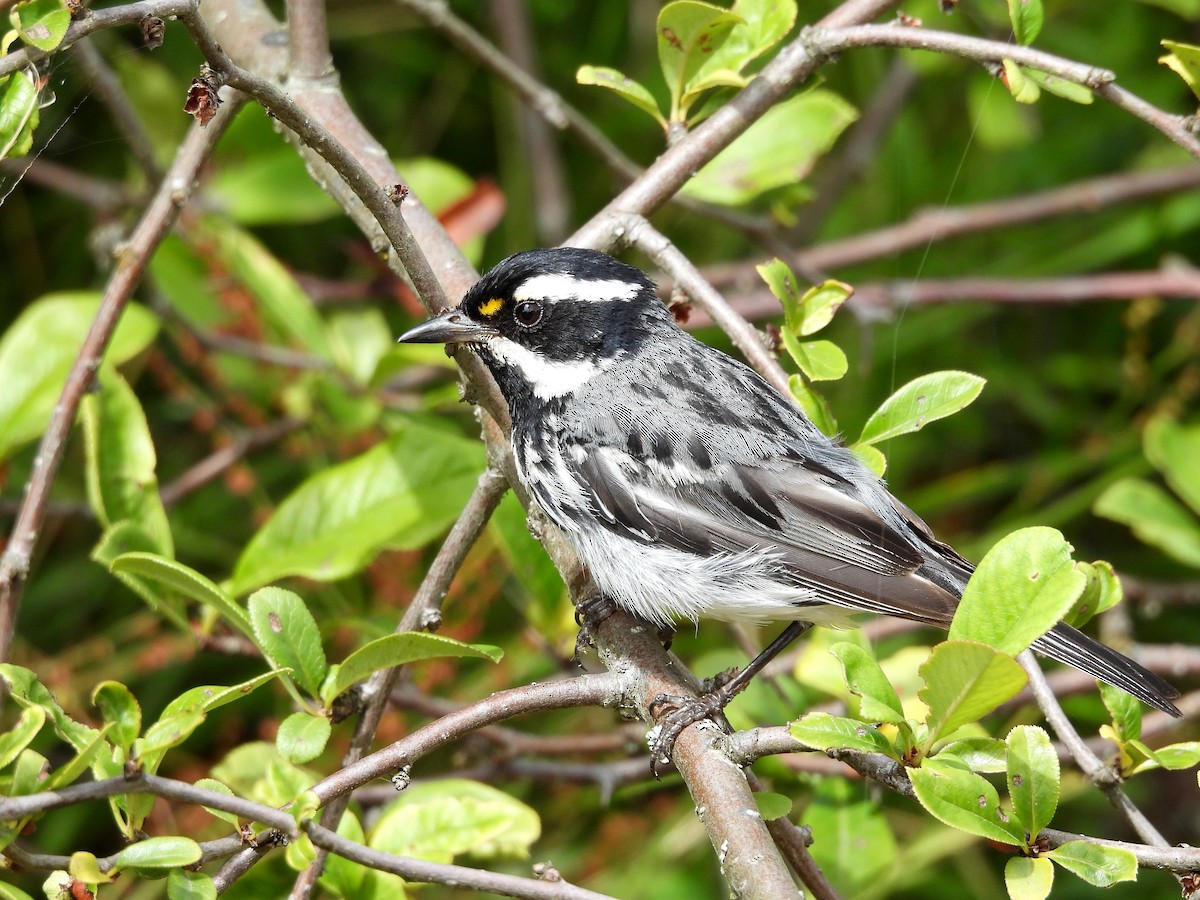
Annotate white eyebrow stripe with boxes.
[513,273,642,304]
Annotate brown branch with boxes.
[158,418,305,507]
[0,91,245,664]
[0,0,197,79]
[0,157,135,211]
[285,0,334,81]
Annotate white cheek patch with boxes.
[488,337,600,400]
[513,274,641,305]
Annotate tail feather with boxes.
[1031,622,1181,717]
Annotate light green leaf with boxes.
[0,882,36,900]
[320,811,368,900]
[1161,40,1200,102]
[934,737,1008,773]
[0,293,159,461]
[909,760,1024,844]
[830,643,905,724]
[684,90,857,205]
[323,632,502,705]
[110,552,252,638]
[1023,68,1094,104]
[795,281,852,337]
[1145,416,1200,515]
[160,670,289,719]
[789,712,895,756]
[95,523,189,628]
[1003,59,1041,104]
[1151,741,1200,770]
[231,423,484,594]
[951,527,1085,655]
[656,1,742,120]
[1005,856,1054,900]
[785,337,848,382]
[91,682,141,754]
[193,778,240,828]
[1094,478,1200,568]
[1045,841,1138,887]
[68,851,112,886]
[576,65,665,124]
[1006,725,1059,837]
[113,836,202,872]
[804,781,896,896]
[0,705,44,777]
[167,868,217,900]
[685,0,796,100]
[10,0,69,51]
[1007,0,1043,45]
[248,587,327,698]
[858,371,985,447]
[82,368,172,556]
[370,779,540,863]
[1098,680,1142,743]
[919,642,1027,747]
[276,712,332,764]
[0,664,100,752]
[0,71,39,160]
[1063,560,1121,629]
[753,791,792,821]
[327,308,393,386]
[849,442,887,477]
[134,712,205,773]
[788,375,838,437]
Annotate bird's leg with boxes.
[648,620,814,770]
[572,593,620,664]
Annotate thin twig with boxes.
[0,157,135,210]
[0,91,245,664]
[72,39,163,184]
[159,418,305,507]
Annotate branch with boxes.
[803,23,1200,162]
[0,157,135,210]
[158,418,305,507]
[0,90,245,664]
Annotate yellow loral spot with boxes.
[478,297,505,317]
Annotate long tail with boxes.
[1031,623,1181,717]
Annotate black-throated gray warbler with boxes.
[399,248,1181,727]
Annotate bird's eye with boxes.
[514,300,543,328]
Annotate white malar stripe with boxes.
[513,273,641,305]
[488,337,600,400]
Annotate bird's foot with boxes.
[572,594,620,664]
[647,666,742,775]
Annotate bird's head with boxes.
[398,248,670,406]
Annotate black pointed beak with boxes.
[397,309,497,345]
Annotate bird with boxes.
[398,247,1182,747]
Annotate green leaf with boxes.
[685,0,797,101]
[68,851,112,886]
[0,705,44,770]
[786,338,848,382]
[193,778,241,828]
[0,882,36,900]
[1145,416,1200,515]
[909,760,1023,845]
[0,664,101,752]
[1045,841,1137,887]
[91,682,141,753]
[1098,680,1142,743]
[795,281,852,337]
[1094,478,1200,568]
[276,712,332,764]
[320,812,368,899]
[110,552,252,638]
[81,368,172,556]
[231,423,484,594]
[323,632,502,705]
[788,375,838,437]
[789,712,895,756]
[46,722,112,791]
[1022,68,1094,104]
[95,523,189,629]
[10,0,69,51]
[327,308,393,387]
[0,71,39,160]
[657,1,742,121]
[160,670,289,719]
[113,836,202,872]
[829,643,905,724]
[1003,59,1041,104]
[208,221,331,358]
[167,868,217,900]
[858,371,986,447]
[1005,856,1054,900]
[752,791,792,821]
[576,65,665,125]
[683,90,857,205]
[248,587,327,698]
[1150,741,1200,770]
[1006,725,1059,837]
[951,527,1086,655]
[134,712,205,773]
[1063,561,1121,629]
[1007,0,1043,45]
[934,737,1008,773]
[0,293,159,461]
[919,642,1027,747]
[370,779,540,863]
[1161,40,1200,102]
